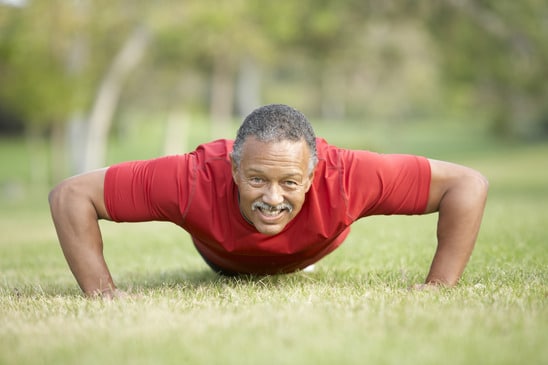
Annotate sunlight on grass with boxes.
[1,274,544,365]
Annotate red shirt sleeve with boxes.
[104,155,192,224]
[340,149,431,218]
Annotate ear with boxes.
[229,153,239,183]
[304,170,315,192]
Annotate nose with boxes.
[262,183,284,206]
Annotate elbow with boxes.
[48,183,60,208]
[461,169,489,209]
[48,178,80,214]
[48,180,70,214]
[48,169,109,220]
[472,170,489,200]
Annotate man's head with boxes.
[230,104,318,235]
[232,104,318,172]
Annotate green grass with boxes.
[0,118,547,365]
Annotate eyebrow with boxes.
[245,167,304,179]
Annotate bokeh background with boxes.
[1,0,547,196]
[1,4,547,364]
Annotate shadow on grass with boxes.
[117,267,316,291]
[114,266,426,294]
[3,266,428,298]
[4,268,303,298]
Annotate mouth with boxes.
[256,206,286,217]
[251,201,293,219]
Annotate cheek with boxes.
[238,185,260,204]
[290,193,307,211]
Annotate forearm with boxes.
[49,172,116,297]
[425,173,488,286]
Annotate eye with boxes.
[283,180,301,190]
[248,177,265,186]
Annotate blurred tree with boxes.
[420,0,548,138]
[0,1,89,183]
[0,0,149,178]
[252,0,359,118]
[83,25,149,171]
[70,1,149,172]
[149,0,272,139]
[251,0,441,121]
[2,0,546,192]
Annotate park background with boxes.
[0,1,546,365]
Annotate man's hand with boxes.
[410,283,442,291]
[49,168,117,297]
[423,159,489,286]
[90,288,130,300]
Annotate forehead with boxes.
[239,137,311,172]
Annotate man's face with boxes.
[231,137,315,235]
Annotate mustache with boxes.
[251,201,294,213]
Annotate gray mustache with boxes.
[251,201,294,213]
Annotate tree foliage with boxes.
[420,0,548,137]
[0,0,546,152]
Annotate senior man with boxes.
[49,104,489,297]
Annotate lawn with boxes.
[0,118,546,365]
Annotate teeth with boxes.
[260,208,282,216]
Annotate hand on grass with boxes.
[89,287,128,300]
[410,283,442,291]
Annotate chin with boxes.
[255,224,285,236]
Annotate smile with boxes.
[251,201,293,217]
[257,207,285,217]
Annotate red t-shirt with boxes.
[104,138,431,274]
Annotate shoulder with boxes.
[316,137,425,169]
[315,137,343,167]
[187,140,234,195]
[315,137,380,169]
[194,139,234,161]
[190,139,234,180]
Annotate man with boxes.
[49,104,489,298]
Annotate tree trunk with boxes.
[82,26,149,172]
[236,56,261,118]
[209,55,235,140]
[163,110,189,155]
[321,64,347,121]
[25,124,48,189]
[49,122,67,183]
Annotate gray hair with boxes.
[232,104,318,173]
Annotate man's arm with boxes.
[422,159,489,287]
[49,168,120,298]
